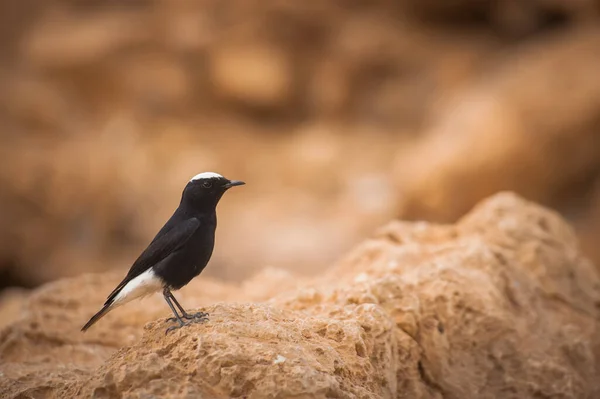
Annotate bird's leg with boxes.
[163,289,187,334]
[163,289,208,335]
[168,291,209,320]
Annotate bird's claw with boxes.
[185,311,209,320]
[165,315,209,334]
[166,311,209,324]
[187,315,209,325]
[165,322,187,335]
[165,312,208,335]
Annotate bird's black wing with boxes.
[105,217,200,305]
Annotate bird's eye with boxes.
[202,181,212,188]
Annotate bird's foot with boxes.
[165,318,209,334]
[166,311,209,323]
[165,321,188,335]
[183,311,209,320]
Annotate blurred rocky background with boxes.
[1,0,600,294]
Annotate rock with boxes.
[393,28,600,266]
[112,54,193,111]
[577,186,600,274]
[402,0,598,37]
[22,10,151,68]
[2,76,74,131]
[0,288,28,330]
[1,193,599,398]
[208,42,294,110]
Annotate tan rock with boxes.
[393,28,600,226]
[0,288,28,330]
[112,54,193,109]
[22,10,151,68]
[208,42,294,109]
[1,193,599,398]
[403,0,598,36]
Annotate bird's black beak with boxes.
[223,180,245,189]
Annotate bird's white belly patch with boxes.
[113,269,163,306]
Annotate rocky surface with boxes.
[1,193,599,398]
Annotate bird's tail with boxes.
[81,303,113,332]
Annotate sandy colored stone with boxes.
[1,193,599,398]
[0,289,28,330]
[208,42,294,109]
[22,10,152,68]
[393,28,600,270]
[112,54,193,109]
[403,0,599,36]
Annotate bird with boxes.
[81,172,245,334]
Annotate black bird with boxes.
[82,172,245,334]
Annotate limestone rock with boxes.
[22,11,152,68]
[0,288,28,330]
[208,42,294,110]
[393,28,600,267]
[1,193,599,398]
[403,0,598,37]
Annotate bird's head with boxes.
[181,172,245,209]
